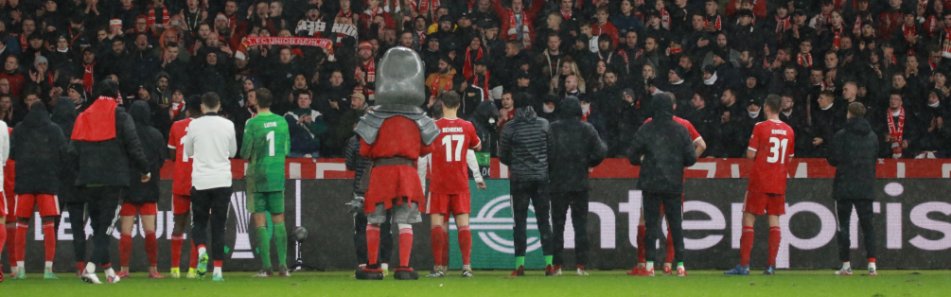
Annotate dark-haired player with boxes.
[725,94,795,276]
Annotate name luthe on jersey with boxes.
[264,122,278,128]
[771,129,788,136]
[442,127,463,133]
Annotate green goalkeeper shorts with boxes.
[253,191,285,214]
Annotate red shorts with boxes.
[119,202,158,216]
[425,192,471,215]
[15,194,60,218]
[743,191,786,216]
[172,194,191,215]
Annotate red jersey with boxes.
[644,116,702,142]
[168,118,193,196]
[360,117,432,211]
[429,118,481,194]
[747,119,795,194]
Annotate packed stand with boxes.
[0,0,950,159]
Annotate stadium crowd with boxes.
[0,0,947,159]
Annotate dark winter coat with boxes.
[11,104,67,194]
[629,94,697,194]
[549,98,607,192]
[126,101,166,203]
[73,102,150,188]
[828,117,879,200]
[51,100,79,202]
[500,107,552,182]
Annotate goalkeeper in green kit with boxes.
[240,88,292,277]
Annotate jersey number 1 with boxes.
[767,137,789,164]
[442,135,464,162]
[266,131,276,157]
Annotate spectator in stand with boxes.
[285,90,327,158]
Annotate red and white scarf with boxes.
[660,8,670,29]
[361,58,376,97]
[417,0,441,21]
[887,107,906,157]
[797,53,813,68]
[83,63,95,94]
[831,27,843,50]
[705,15,722,31]
[942,28,951,58]
[463,46,483,79]
[507,9,528,40]
[470,71,490,100]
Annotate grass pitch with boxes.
[2,270,948,297]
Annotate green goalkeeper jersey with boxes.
[241,111,290,192]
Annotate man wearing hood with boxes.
[549,97,606,276]
[72,79,150,284]
[117,101,166,279]
[828,102,879,276]
[627,92,697,277]
[10,101,67,280]
[500,92,556,276]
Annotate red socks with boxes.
[430,226,445,267]
[119,234,132,267]
[14,222,26,264]
[213,260,223,268]
[768,226,781,267]
[366,225,380,266]
[459,225,472,266]
[189,240,198,269]
[42,222,55,262]
[170,235,183,268]
[636,224,646,263]
[665,229,674,263]
[740,226,754,266]
[398,227,413,268]
[5,225,14,264]
[145,232,157,266]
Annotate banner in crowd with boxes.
[16,179,951,271]
[241,36,334,53]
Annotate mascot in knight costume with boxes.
[354,47,438,280]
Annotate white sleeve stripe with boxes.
[747,147,757,152]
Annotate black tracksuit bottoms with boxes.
[511,180,554,257]
[191,187,232,261]
[643,192,685,264]
[81,186,122,266]
[66,201,88,264]
[552,190,589,266]
[835,199,877,262]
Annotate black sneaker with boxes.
[355,266,384,280]
[394,267,419,280]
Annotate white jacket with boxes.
[183,114,237,190]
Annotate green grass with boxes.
[2,270,949,297]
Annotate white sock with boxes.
[841,261,851,270]
[16,261,24,269]
[868,262,876,270]
[85,262,96,274]
[198,246,207,255]
[45,261,53,270]
[646,261,654,271]
[213,266,222,275]
[105,268,116,278]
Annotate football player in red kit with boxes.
[419,92,485,278]
[725,95,795,276]
[167,99,201,279]
[630,95,706,276]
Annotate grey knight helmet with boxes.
[375,46,426,107]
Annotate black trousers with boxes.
[66,201,88,264]
[80,187,122,266]
[835,199,877,262]
[643,192,685,264]
[511,180,553,257]
[191,187,232,261]
[353,210,393,265]
[552,190,589,266]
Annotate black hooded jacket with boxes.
[11,104,67,194]
[500,106,552,182]
[126,101,166,203]
[549,98,607,192]
[628,94,697,194]
[51,100,80,203]
[828,117,879,200]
